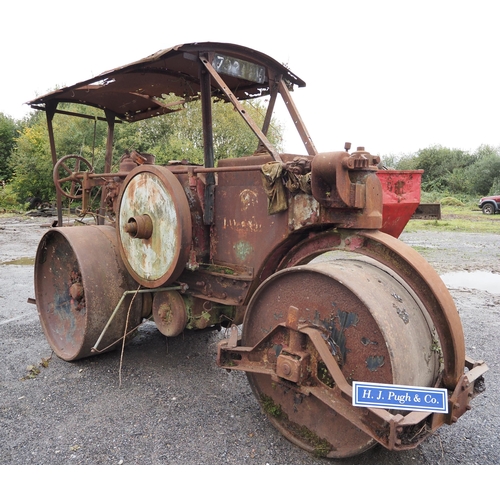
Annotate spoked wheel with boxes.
[53,154,94,200]
[242,256,442,458]
[34,225,143,361]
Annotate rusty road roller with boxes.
[28,42,488,459]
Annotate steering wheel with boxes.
[53,155,94,200]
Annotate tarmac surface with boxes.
[0,215,498,465]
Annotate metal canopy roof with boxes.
[27,42,306,123]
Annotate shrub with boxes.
[0,183,22,210]
[440,196,464,206]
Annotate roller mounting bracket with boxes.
[217,305,487,452]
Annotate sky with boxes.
[2,0,499,158]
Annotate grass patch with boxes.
[405,205,500,234]
[297,426,332,458]
[261,394,283,418]
[409,245,432,254]
[440,196,465,207]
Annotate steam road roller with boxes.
[28,42,488,458]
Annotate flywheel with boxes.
[116,165,192,288]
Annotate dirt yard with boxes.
[0,214,498,465]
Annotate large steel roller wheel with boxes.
[116,165,192,288]
[34,225,143,361]
[277,229,465,388]
[242,256,441,458]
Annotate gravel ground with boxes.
[0,215,498,465]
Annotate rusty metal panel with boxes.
[27,43,306,123]
[376,170,424,237]
[411,203,442,220]
[212,165,289,268]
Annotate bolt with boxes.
[282,363,291,376]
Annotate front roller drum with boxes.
[34,225,143,361]
[239,258,441,458]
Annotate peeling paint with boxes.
[315,306,359,362]
[234,240,253,262]
[393,304,410,324]
[223,217,262,232]
[240,189,258,210]
[289,193,319,230]
[119,172,178,281]
[366,355,385,371]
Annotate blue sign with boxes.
[352,381,448,413]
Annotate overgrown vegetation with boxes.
[0,98,283,210]
[404,204,500,234]
[260,394,283,418]
[0,112,19,182]
[384,144,500,197]
[2,102,500,222]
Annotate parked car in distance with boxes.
[478,194,500,214]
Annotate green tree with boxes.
[114,97,283,165]
[54,104,109,169]
[394,145,477,192]
[0,112,18,181]
[463,149,500,195]
[7,104,111,203]
[489,176,500,195]
[8,97,283,204]
[388,144,500,197]
[8,112,53,202]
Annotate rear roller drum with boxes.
[242,257,442,458]
[34,225,143,361]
